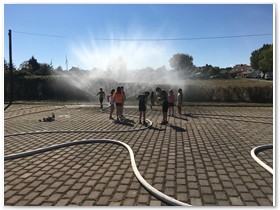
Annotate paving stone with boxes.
[109,202,121,206]
[191,198,202,206]
[55,199,71,206]
[87,191,100,200]
[150,200,162,206]
[230,197,244,206]
[138,194,149,203]
[47,193,63,202]
[96,196,110,206]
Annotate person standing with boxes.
[114,86,124,122]
[120,86,126,118]
[168,89,175,116]
[137,91,149,125]
[96,88,106,110]
[107,89,115,120]
[177,88,183,115]
[156,87,169,125]
[150,91,155,109]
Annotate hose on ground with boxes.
[4,138,192,206]
[251,144,273,175]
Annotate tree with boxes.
[55,66,63,72]
[4,59,9,71]
[19,61,33,74]
[208,66,220,76]
[4,58,16,72]
[169,53,194,73]
[34,63,53,75]
[250,44,273,76]
[28,56,41,73]
[258,45,273,74]
[250,50,259,70]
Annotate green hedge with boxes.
[4,74,90,101]
[4,74,273,103]
[184,85,273,103]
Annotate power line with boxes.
[13,30,65,38]
[12,30,272,41]
[91,34,273,41]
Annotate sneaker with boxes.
[139,121,142,124]
[143,122,148,126]
[160,121,168,125]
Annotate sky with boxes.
[3,3,274,71]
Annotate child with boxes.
[137,91,149,125]
[120,86,126,118]
[96,88,105,110]
[107,89,115,120]
[156,87,168,125]
[177,88,183,115]
[150,91,155,109]
[114,86,124,122]
[168,89,175,116]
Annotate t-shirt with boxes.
[138,94,147,105]
[168,94,175,103]
[161,90,168,103]
[177,93,183,105]
[114,93,123,104]
[108,95,115,106]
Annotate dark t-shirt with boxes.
[161,90,168,103]
[138,94,147,105]
[138,93,147,111]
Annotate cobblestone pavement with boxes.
[4,103,274,206]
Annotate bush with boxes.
[184,84,272,103]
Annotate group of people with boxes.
[154,87,183,125]
[96,86,183,125]
[97,86,126,122]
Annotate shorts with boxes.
[162,101,169,113]
[116,103,122,107]
[99,98,104,103]
[139,102,146,112]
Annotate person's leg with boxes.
[117,106,121,120]
[165,102,169,123]
[143,111,146,124]
[100,99,103,109]
[162,104,165,123]
[109,106,113,119]
[168,105,171,116]
[121,102,124,117]
[178,106,181,115]
[139,111,142,123]
[164,112,167,123]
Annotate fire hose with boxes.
[4,138,192,206]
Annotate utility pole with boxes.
[8,29,13,104]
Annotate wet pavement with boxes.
[4,103,273,206]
